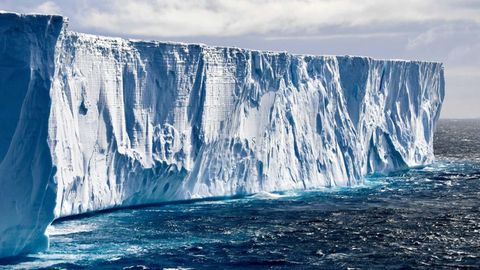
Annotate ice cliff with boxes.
[0,12,444,257]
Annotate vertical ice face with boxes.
[0,12,64,257]
[0,13,445,258]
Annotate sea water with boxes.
[1,119,479,269]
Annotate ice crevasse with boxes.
[0,12,444,257]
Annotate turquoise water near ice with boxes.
[1,119,479,269]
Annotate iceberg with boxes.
[0,12,444,257]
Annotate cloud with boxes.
[34,1,61,15]
[407,23,480,50]
[266,31,410,41]
[447,42,480,67]
[71,0,480,37]
[0,0,479,118]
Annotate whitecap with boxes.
[251,191,298,199]
[47,223,97,236]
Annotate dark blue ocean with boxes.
[2,119,480,269]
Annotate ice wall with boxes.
[0,12,445,257]
[0,12,63,257]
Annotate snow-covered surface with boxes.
[0,12,444,258]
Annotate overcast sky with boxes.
[1,0,479,118]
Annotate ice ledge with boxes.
[0,10,64,22]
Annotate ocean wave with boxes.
[47,223,98,236]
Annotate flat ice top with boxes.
[0,11,441,65]
[68,31,442,65]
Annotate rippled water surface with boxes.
[2,119,480,269]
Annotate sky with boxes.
[1,0,479,119]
